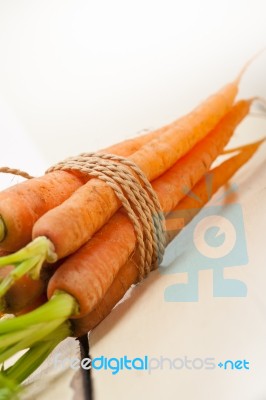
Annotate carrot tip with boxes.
[235,48,266,85]
[223,137,265,155]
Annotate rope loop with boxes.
[47,152,166,279]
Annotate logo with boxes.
[159,178,248,302]
[52,353,250,374]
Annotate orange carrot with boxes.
[15,294,47,316]
[72,138,264,335]
[0,265,46,313]
[33,80,240,259]
[0,128,167,253]
[47,101,250,317]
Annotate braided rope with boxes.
[46,152,166,279]
[0,167,34,180]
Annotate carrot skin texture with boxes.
[34,84,239,259]
[72,257,139,336]
[72,139,263,336]
[47,101,250,317]
[47,211,136,317]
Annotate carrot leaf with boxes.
[0,322,71,398]
[0,293,75,395]
[0,237,57,299]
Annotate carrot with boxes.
[46,100,251,317]
[0,127,166,253]
[73,138,265,336]
[0,56,264,394]
[0,139,263,396]
[0,99,249,313]
[32,80,240,260]
[0,265,47,313]
[0,100,250,305]
[15,294,47,316]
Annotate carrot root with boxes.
[235,48,266,85]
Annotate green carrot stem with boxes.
[0,319,67,364]
[0,374,21,399]
[0,291,77,333]
[0,257,41,298]
[0,299,73,395]
[0,237,56,267]
[0,218,5,243]
[5,322,71,383]
[0,324,45,349]
[0,292,77,365]
[0,323,71,399]
[0,235,57,295]
[0,237,57,299]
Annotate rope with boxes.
[0,153,166,280]
[47,152,166,279]
[0,167,34,180]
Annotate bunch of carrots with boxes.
[0,60,265,398]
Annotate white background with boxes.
[0,1,266,400]
[0,0,265,164]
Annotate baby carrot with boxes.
[32,79,240,260]
[46,100,251,317]
[73,138,265,335]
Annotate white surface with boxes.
[0,1,265,400]
[90,145,266,400]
